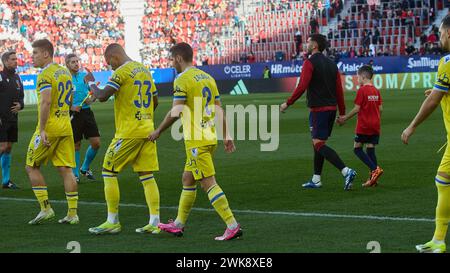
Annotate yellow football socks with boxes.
[207,184,237,229]
[434,175,450,242]
[65,192,78,217]
[103,171,120,219]
[175,185,197,226]
[32,186,51,211]
[140,174,160,225]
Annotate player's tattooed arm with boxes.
[89,84,117,102]
[84,70,116,102]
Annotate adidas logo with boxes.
[230,80,249,95]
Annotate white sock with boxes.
[312,175,321,183]
[227,221,238,230]
[174,218,185,228]
[107,213,118,224]
[149,214,160,226]
[432,238,445,245]
[341,167,350,177]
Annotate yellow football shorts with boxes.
[438,141,450,174]
[26,133,75,168]
[103,138,159,173]
[185,145,217,180]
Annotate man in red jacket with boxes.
[280,34,357,190]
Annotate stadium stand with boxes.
[0,0,448,71]
[0,0,124,73]
[140,0,240,68]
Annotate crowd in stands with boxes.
[0,0,124,73]
[0,0,448,73]
[323,0,440,60]
[140,0,239,68]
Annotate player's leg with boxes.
[1,122,19,189]
[199,145,241,240]
[26,164,55,224]
[135,171,161,234]
[364,140,384,187]
[201,175,242,241]
[73,141,81,183]
[89,138,137,235]
[303,112,325,188]
[51,135,79,224]
[417,171,450,253]
[353,140,376,170]
[71,111,83,182]
[57,166,79,224]
[158,150,199,237]
[353,140,377,176]
[366,143,378,166]
[0,142,12,187]
[26,133,55,224]
[159,171,197,236]
[87,167,122,234]
[303,142,324,188]
[80,110,101,180]
[80,137,100,180]
[310,111,356,190]
[417,148,450,253]
[132,140,160,234]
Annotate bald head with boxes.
[104,43,130,70]
[105,43,126,57]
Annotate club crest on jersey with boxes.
[445,55,450,63]
[191,148,198,157]
[114,139,123,152]
[34,135,41,149]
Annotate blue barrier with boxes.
[19,55,443,90]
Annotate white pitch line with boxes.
[0,197,434,223]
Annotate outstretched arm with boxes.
[88,83,116,102]
[339,105,360,124]
[39,89,52,147]
[84,70,117,102]
[401,90,444,144]
[280,59,313,112]
[148,100,185,141]
[215,101,235,153]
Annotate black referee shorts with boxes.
[0,118,18,143]
[70,108,100,143]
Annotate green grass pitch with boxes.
[0,90,445,253]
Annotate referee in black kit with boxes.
[0,51,24,189]
[280,34,357,190]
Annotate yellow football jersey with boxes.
[173,67,220,149]
[35,63,73,137]
[106,61,157,138]
[435,55,450,136]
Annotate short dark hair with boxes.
[309,34,327,52]
[32,39,54,57]
[170,42,193,62]
[357,65,374,79]
[1,51,16,65]
[65,53,78,64]
[442,14,450,29]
